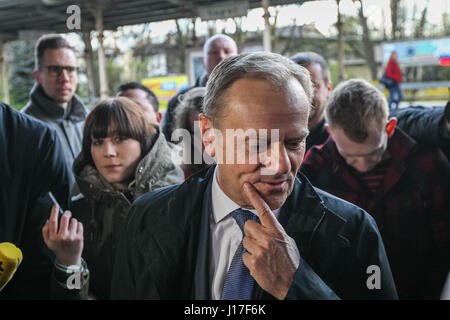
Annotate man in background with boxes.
[161,34,238,141]
[117,82,162,125]
[22,34,88,186]
[300,79,450,299]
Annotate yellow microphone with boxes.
[0,242,23,291]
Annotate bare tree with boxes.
[414,0,430,38]
[443,12,450,36]
[280,19,298,56]
[175,19,189,73]
[357,0,377,80]
[390,0,400,40]
[336,0,345,82]
[231,17,248,47]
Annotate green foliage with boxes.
[106,59,126,94]
[8,40,35,110]
[329,63,340,86]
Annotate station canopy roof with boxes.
[0,0,303,41]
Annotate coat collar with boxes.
[28,83,87,121]
[134,130,182,197]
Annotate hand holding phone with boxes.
[48,191,64,215]
[42,195,84,266]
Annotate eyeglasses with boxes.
[42,65,78,77]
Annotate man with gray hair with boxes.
[301,79,450,299]
[22,34,88,186]
[111,53,397,300]
[162,34,238,142]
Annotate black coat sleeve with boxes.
[393,106,449,159]
[34,128,72,210]
[285,258,340,300]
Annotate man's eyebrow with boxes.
[244,129,310,143]
[299,130,310,139]
[287,130,309,141]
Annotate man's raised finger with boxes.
[58,211,72,237]
[243,182,280,229]
[48,204,60,236]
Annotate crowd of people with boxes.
[0,32,449,300]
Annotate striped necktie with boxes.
[221,208,260,300]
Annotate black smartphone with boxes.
[48,191,65,215]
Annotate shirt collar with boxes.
[211,166,280,224]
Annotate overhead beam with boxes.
[33,4,69,22]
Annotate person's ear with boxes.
[198,114,216,157]
[156,111,162,124]
[386,117,397,138]
[326,81,333,96]
[325,123,332,136]
[33,69,41,83]
[201,56,206,69]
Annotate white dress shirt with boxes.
[209,167,280,300]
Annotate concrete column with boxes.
[93,4,109,99]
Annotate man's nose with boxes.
[58,69,71,81]
[218,50,228,61]
[261,142,291,176]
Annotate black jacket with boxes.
[0,103,73,299]
[111,166,398,300]
[306,117,329,152]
